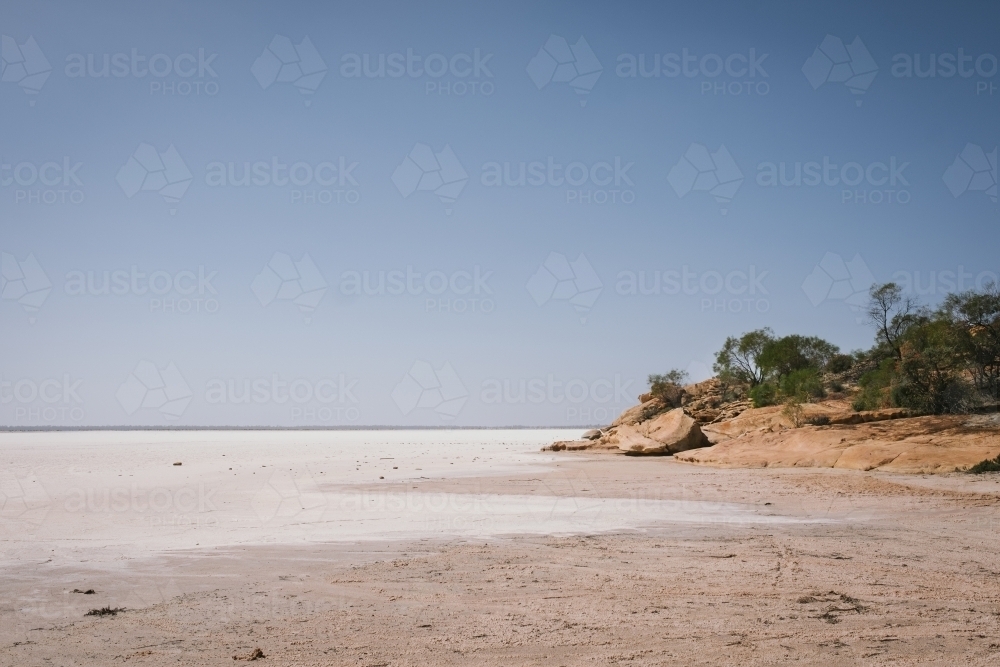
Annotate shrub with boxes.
[780,368,825,401]
[782,399,805,427]
[967,455,1000,474]
[648,370,689,403]
[826,354,855,374]
[852,358,896,411]
[749,383,777,407]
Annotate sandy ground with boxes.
[3,431,1000,665]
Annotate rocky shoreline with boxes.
[547,378,1000,473]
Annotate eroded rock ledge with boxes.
[545,378,1000,473]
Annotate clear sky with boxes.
[2,0,997,427]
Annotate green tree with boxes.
[940,283,1000,401]
[713,328,774,387]
[865,282,920,361]
[758,335,839,379]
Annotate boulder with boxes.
[614,408,709,455]
[581,429,603,440]
[612,425,667,454]
[545,440,593,452]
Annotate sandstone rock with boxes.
[698,402,908,443]
[611,425,667,455]
[614,408,709,455]
[638,392,653,404]
[545,440,593,452]
[675,415,1000,473]
[610,398,671,428]
[581,429,602,440]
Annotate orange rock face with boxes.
[676,415,1000,473]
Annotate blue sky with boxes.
[1,0,997,427]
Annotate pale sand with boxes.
[3,430,1000,665]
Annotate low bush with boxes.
[967,455,1000,474]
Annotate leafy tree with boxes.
[758,335,839,379]
[713,328,774,387]
[894,317,969,414]
[865,282,920,361]
[940,283,1000,401]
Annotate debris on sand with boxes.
[233,647,266,661]
[71,589,96,594]
[85,606,124,617]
